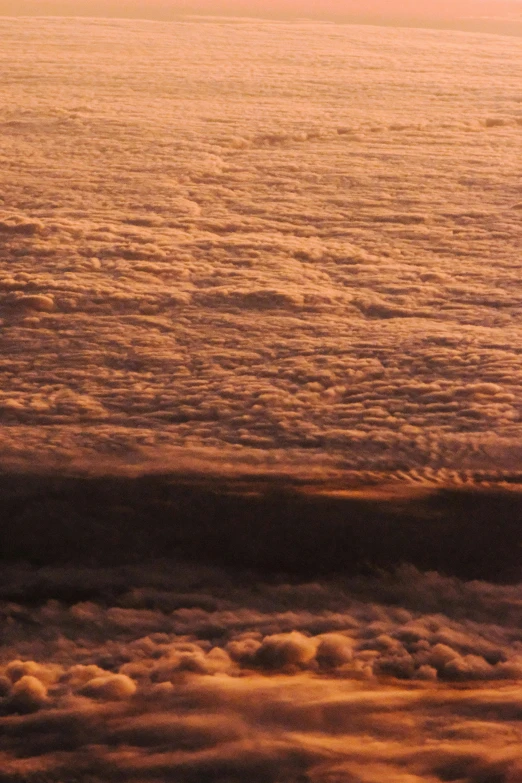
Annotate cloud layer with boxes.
[1,18,521,780]
[1,18,522,473]
[1,561,522,781]
[2,1,522,36]
[1,470,522,581]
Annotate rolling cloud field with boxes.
[0,14,521,783]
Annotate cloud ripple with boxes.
[0,18,521,472]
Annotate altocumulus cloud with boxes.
[1,16,522,783]
[0,18,521,474]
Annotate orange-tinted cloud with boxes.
[1,17,521,474]
[2,0,522,27]
[1,561,522,781]
[0,14,521,782]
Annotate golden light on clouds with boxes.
[0,9,521,782]
[0,17,521,471]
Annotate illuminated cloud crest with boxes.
[1,562,522,781]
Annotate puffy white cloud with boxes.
[8,676,48,713]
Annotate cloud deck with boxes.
[0,18,521,472]
[1,17,522,783]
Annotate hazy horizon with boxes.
[1,0,522,36]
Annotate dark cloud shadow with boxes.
[1,469,521,583]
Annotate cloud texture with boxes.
[1,471,521,780]
[1,17,522,780]
[1,560,522,782]
[0,17,522,474]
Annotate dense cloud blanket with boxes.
[1,18,522,473]
[0,17,522,783]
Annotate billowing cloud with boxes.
[1,561,522,781]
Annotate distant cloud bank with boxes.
[1,0,522,35]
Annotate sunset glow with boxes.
[0,5,521,782]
